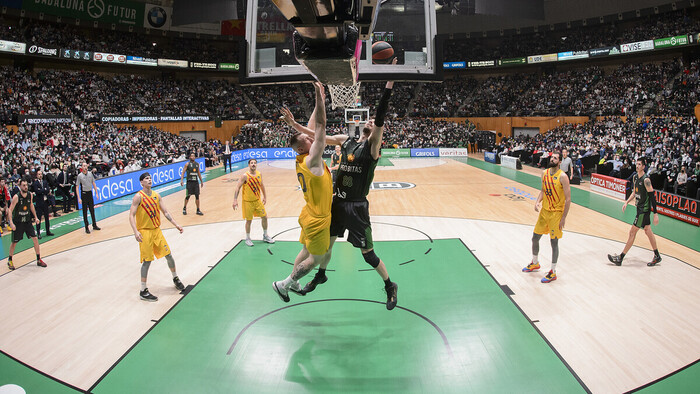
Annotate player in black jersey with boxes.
[608,157,662,266]
[180,152,204,216]
[7,178,46,270]
[280,75,399,310]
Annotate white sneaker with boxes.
[289,280,304,296]
[263,235,275,244]
[245,239,254,247]
[272,281,290,302]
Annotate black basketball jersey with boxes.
[335,138,378,201]
[186,161,199,182]
[13,192,32,223]
[633,173,651,213]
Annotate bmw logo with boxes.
[148,7,167,28]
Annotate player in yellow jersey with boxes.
[232,158,275,246]
[522,151,571,283]
[273,82,333,302]
[129,172,185,302]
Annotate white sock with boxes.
[141,282,147,291]
[550,263,557,273]
[246,233,251,240]
[263,229,268,236]
[532,255,539,264]
[281,275,294,289]
[171,271,178,278]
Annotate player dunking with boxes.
[232,158,275,246]
[280,76,399,310]
[180,153,204,216]
[272,82,332,302]
[7,178,46,270]
[130,173,185,302]
[522,151,571,283]
[608,157,662,266]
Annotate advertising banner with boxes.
[590,173,627,200]
[438,148,468,157]
[22,0,144,25]
[527,53,557,64]
[557,51,589,61]
[93,52,127,64]
[653,35,689,49]
[381,149,411,159]
[0,0,22,8]
[654,191,699,226]
[484,151,498,164]
[0,39,25,54]
[588,46,620,57]
[82,158,205,208]
[219,63,240,71]
[18,115,72,124]
[126,56,157,66]
[443,61,466,69]
[157,58,188,68]
[190,62,217,69]
[229,148,297,163]
[221,19,245,36]
[143,4,220,34]
[60,48,93,61]
[468,60,495,67]
[498,57,527,66]
[410,148,439,158]
[690,33,700,44]
[501,155,520,170]
[27,44,58,57]
[99,115,211,122]
[620,40,654,53]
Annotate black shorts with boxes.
[633,210,651,228]
[186,181,200,198]
[13,222,36,243]
[329,197,373,250]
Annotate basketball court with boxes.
[1,155,699,393]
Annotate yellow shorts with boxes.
[534,209,564,239]
[242,199,267,220]
[138,228,171,262]
[298,207,331,255]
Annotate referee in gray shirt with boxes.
[76,163,101,233]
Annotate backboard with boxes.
[240,0,441,85]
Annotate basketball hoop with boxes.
[328,81,361,110]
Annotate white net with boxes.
[328,82,361,110]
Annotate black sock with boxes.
[654,249,660,257]
[8,255,12,262]
[36,254,40,260]
[384,278,392,287]
[620,252,626,260]
[317,268,326,277]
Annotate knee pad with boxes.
[362,250,381,268]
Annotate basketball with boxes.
[372,41,394,64]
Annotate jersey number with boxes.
[297,173,307,192]
[342,176,353,188]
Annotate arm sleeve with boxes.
[649,191,657,214]
[374,87,394,128]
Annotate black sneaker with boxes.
[173,276,185,291]
[140,288,158,302]
[37,259,47,267]
[92,225,101,231]
[182,208,187,215]
[46,232,55,236]
[196,210,204,216]
[385,282,398,310]
[302,272,328,294]
[85,227,91,234]
[37,233,42,239]
[7,261,15,271]
[648,255,662,266]
[272,281,290,302]
[608,254,622,266]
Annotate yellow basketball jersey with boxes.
[136,190,162,230]
[242,170,263,202]
[295,154,332,217]
[542,168,565,212]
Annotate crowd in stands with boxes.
[443,9,700,62]
[0,17,238,64]
[494,116,700,199]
